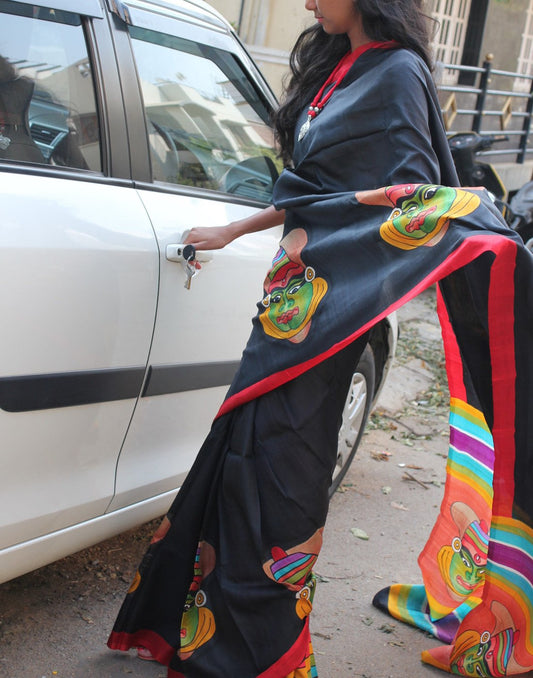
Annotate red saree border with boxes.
[107,619,311,677]
[436,285,467,402]
[487,239,517,515]
[217,234,516,419]
[435,237,518,517]
[257,618,311,678]
[107,629,175,666]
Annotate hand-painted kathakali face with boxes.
[263,528,323,591]
[259,228,327,343]
[438,502,489,599]
[379,184,480,250]
[452,632,506,677]
[180,588,215,657]
[450,602,524,677]
[447,525,488,596]
[263,528,323,620]
[179,541,216,660]
[263,264,318,330]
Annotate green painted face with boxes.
[452,642,490,676]
[267,274,314,331]
[391,185,456,239]
[181,599,199,646]
[449,546,486,596]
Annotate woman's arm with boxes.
[184,205,285,250]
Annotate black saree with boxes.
[108,46,533,676]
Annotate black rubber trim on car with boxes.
[0,163,133,187]
[0,367,146,413]
[142,361,240,397]
[0,361,240,412]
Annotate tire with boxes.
[329,344,376,496]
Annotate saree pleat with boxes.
[109,338,367,677]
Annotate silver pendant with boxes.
[0,133,11,151]
[298,117,311,142]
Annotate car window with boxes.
[0,1,101,171]
[129,26,281,202]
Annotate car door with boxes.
[107,3,283,509]
[0,1,158,551]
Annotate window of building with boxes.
[426,0,472,83]
[0,1,101,171]
[516,0,533,92]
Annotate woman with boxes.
[108,1,533,676]
[182,0,452,253]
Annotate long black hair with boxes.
[272,0,434,165]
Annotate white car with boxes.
[0,0,397,584]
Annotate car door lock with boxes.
[165,243,213,289]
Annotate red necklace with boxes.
[297,40,398,142]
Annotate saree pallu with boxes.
[108,182,533,676]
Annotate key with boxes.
[184,259,198,289]
[183,245,201,290]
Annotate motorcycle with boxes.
[448,131,533,250]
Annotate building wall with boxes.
[207,0,533,99]
[207,0,309,97]
[208,0,240,27]
[480,0,529,72]
[207,0,306,47]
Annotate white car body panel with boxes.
[0,489,176,586]
[109,189,282,510]
[0,172,158,550]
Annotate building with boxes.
[208,1,533,93]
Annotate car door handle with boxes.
[165,244,213,263]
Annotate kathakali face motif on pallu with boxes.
[263,528,322,620]
[179,541,217,660]
[356,184,481,250]
[450,601,527,676]
[259,228,328,343]
[438,502,489,600]
[124,526,217,660]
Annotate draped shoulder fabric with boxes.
[108,46,533,676]
[219,47,458,414]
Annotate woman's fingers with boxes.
[184,226,228,250]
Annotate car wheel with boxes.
[330,345,376,495]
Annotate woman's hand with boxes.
[183,225,235,250]
[182,206,286,251]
